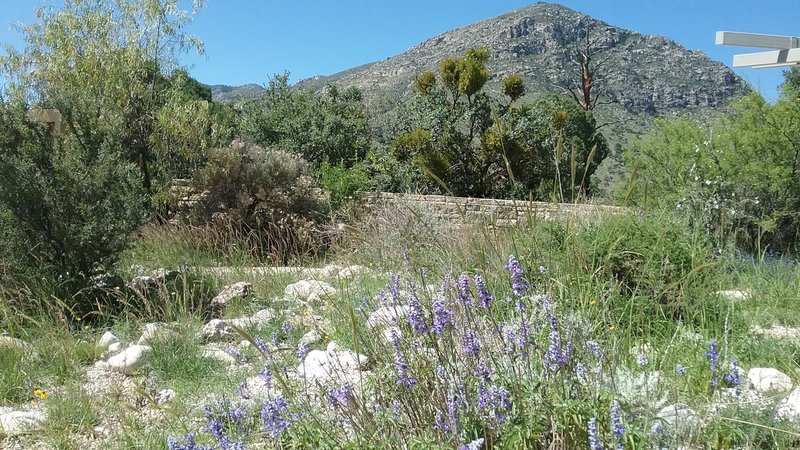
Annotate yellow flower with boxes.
[33,389,47,400]
[114,286,120,291]
[590,299,598,306]
[171,291,177,296]
[75,316,81,322]
[609,325,616,332]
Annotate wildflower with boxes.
[461,330,481,358]
[388,273,402,304]
[433,410,450,434]
[590,299,598,305]
[392,399,401,417]
[476,383,512,428]
[503,255,529,297]
[296,341,308,361]
[637,355,648,368]
[474,360,492,381]
[271,332,279,347]
[459,438,485,450]
[394,350,417,390]
[474,274,494,308]
[544,315,568,372]
[254,336,270,355]
[431,294,453,334]
[281,321,293,334]
[262,396,292,440]
[706,339,720,387]
[32,389,47,400]
[585,340,604,360]
[576,362,587,380]
[587,417,602,450]
[328,381,354,409]
[455,273,473,305]
[676,364,687,376]
[726,358,742,394]
[651,421,663,435]
[705,339,720,373]
[610,400,625,449]
[516,320,534,351]
[167,433,214,450]
[436,365,447,378]
[407,288,428,334]
[609,325,616,332]
[258,362,272,389]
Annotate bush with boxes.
[315,160,372,211]
[190,140,330,262]
[0,103,147,314]
[570,212,723,329]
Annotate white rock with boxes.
[202,346,237,365]
[716,290,751,301]
[285,280,337,303]
[337,265,370,279]
[0,410,47,435]
[654,404,699,436]
[155,389,176,404]
[238,374,280,403]
[130,275,156,293]
[200,319,232,341]
[296,345,368,385]
[151,268,179,283]
[229,308,276,329]
[366,305,411,330]
[776,387,800,420]
[299,329,322,347]
[320,264,344,278]
[98,331,120,350]
[748,368,793,394]
[137,322,179,344]
[107,345,152,374]
[106,342,123,356]
[211,282,253,307]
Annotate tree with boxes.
[503,74,526,103]
[1,0,206,194]
[240,74,370,168]
[622,91,800,252]
[559,21,613,111]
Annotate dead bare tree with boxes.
[560,21,614,112]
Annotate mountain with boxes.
[297,2,748,143]
[209,83,265,103]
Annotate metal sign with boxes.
[716,31,800,69]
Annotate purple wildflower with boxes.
[431,294,453,334]
[459,438,485,450]
[388,273,402,304]
[588,417,602,450]
[392,399,401,417]
[474,274,494,308]
[544,315,567,372]
[436,365,447,378]
[271,331,279,347]
[461,330,481,358]
[586,340,604,360]
[676,363,687,376]
[455,273,473,305]
[503,255,529,297]
[254,336,270,355]
[637,355,648,368]
[434,410,450,434]
[576,362,587,380]
[281,321,293,334]
[539,265,548,275]
[262,396,292,440]
[296,341,308,361]
[474,360,492,381]
[407,288,428,334]
[328,381,354,409]
[167,434,213,450]
[476,383,512,428]
[705,339,720,373]
[610,400,625,449]
[394,350,417,389]
[726,358,742,394]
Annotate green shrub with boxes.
[190,140,330,262]
[571,212,723,329]
[0,102,148,315]
[316,160,372,211]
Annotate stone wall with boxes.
[361,192,627,226]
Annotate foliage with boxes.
[390,48,607,200]
[622,91,800,253]
[190,140,330,262]
[1,0,207,195]
[240,74,370,168]
[487,94,608,200]
[0,102,147,310]
[315,160,372,211]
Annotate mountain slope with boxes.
[298,2,748,140]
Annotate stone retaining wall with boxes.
[361,192,627,226]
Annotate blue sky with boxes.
[2,1,798,101]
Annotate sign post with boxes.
[716,31,800,69]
